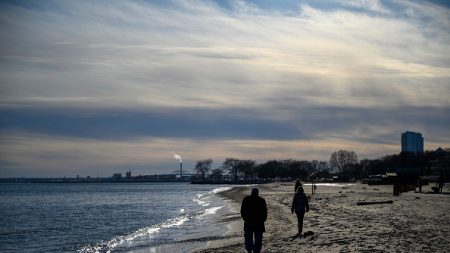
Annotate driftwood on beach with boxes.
[357,200,394,206]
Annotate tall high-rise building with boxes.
[401,131,424,154]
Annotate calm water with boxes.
[0,183,233,252]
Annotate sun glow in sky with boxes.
[1,0,449,177]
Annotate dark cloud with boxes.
[0,106,298,140]
[1,105,449,144]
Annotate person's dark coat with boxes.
[291,192,309,214]
[241,194,267,232]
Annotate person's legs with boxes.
[253,231,263,253]
[244,231,254,252]
[296,211,305,235]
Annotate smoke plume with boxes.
[174,154,182,163]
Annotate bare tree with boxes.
[311,160,320,174]
[210,168,223,181]
[194,159,213,181]
[222,158,240,181]
[330,150,358,176]
[237,160,256,180]
[318,161,330,179]
[310,160,330,179]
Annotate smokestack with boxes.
[174,154,183,177]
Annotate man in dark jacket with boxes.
[291,187,309,236]
[241,188,267,253]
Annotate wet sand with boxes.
[194,182,450,252]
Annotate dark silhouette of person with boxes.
[241,188,267,253]
[294,179,302,192]
[438,172,445,193]
[291,187,309,236]
[417,176,423,193]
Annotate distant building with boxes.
[126,170,131,179]
[112,173,122,180]
[401,131,424,154]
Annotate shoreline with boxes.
[194,182,450,252]
[125,185,244,253]
[192,186,250,252]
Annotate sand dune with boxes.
[195,182,450,252]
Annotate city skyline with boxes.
[1,0,450,177]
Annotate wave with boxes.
[193,192,211,207]
[212,186,232,194]
[78,215,189,253]
[204,205,224,215]
[79,185,233,253]
[193,186,233,207]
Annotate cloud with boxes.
[1,0,449,108]
[0,0,449,176]
[1,104,448,144]
[337,0,392,14]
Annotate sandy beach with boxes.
[194,182,450,253]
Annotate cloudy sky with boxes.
[1,0,449,177]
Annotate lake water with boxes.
[0,183,234,252]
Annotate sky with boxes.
[0,0,449,177]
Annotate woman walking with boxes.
[291,187,309,237]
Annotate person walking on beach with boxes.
[291,187,309,237]
[241,188,267,253]
[416,176,423,193]
[294,179,302,193]
[438,172,445,193]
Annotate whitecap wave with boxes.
[193,187,233,208]
[78,215,189,253]
[193,192,211,207]
[212,186,232,194]
[204,205,224,215]
[196,205,225,220]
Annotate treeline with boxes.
[360,148,450,175]
[193,158,330,182]
[192,148,450,182]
